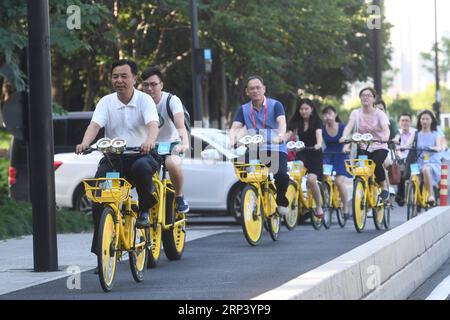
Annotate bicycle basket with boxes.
[83,178,132,203]
[233,162,269,183]
[344,159,375,177]
[288,161,306,180]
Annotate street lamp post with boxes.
[190,0,203,123]
[27,0,58,272]
[373,0,383,98]
[434,0,441,124]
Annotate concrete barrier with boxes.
[253,206,450,300]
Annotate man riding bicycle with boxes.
[75,59,160,256]
[140,66,190,213]
[229,75,290,216]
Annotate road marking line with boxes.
[425,274,450,300]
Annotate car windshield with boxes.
[201,130,229,148]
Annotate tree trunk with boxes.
[83,53,96,111]
[219,56,227,129]
[52,51,64,106]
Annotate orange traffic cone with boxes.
[440,162,448,206]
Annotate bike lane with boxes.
[1,210,407,300]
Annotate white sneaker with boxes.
[277,206,289,216]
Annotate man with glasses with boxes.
[229,75,290,216]
[141,66,190,213]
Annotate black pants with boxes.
[236,150,289,207]
[358,149,389,184]
[91,153,160,254]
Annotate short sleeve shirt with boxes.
[155,91,184,143]
[296,118,323,147]
[91,89,159,147]
[350,108,390,151]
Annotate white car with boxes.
[54,128,243,220]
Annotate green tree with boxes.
[421,36,450,87]
[1,0,393,128]
[388,97,413,121]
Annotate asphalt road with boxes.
[1,206,408,300]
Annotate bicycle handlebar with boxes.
[399,147,438,153]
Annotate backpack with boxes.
[166,93,191,133]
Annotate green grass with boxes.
[0,196,93,240]
[0,129,11,150]
[0,158,8,195]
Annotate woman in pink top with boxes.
[340,87,391,200]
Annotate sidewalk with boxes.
[0,228,238,296]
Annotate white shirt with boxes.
[91,89,159,147]
[155,91,184,143]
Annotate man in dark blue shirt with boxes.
[229,76,289,215]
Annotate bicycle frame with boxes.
[289,164,316,210]
[323,174,340,209]
[83,177,145,252]
[152,171,187,231]
[408,174,429,209]
[345,159,381,209]
[235,163,277,219]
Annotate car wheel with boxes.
[74,184,92,214]
[227,183,243,223]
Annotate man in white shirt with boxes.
[141,66,190,213]
[76,59,160,256]
[395,112,416,206]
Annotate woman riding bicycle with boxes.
[401,110,445,205]
[287,98,324,218]
[321,105,351,218]
[340,87,391,201]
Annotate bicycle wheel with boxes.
[97,206,118,292]
[352,178,367,233]
[406,181,418,220]
[335,185,346,228]
[283,180,299,231]
[162,193,186,260]
[129,221,148,283]
[241,185,263,246]
[147,207,162,268]
[322,182,332,230]
[268,191,280,241]
[383,205,391,229]
[310,182,324,230]
[372,205,384,230]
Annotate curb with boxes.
[253,206,450,300]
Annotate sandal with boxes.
[314,209,324,219]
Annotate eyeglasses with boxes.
[141,82,161,89]
[360,94,374,98]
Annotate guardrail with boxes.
[253,206,450,300]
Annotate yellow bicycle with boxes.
[402,147,439,220]
[322,162,347,228]
[233,135,297,245]
[286,141,329,230]
[147,142,187,268]
[82,138,149,292]
[288,160,328,230]
[344,133,389,232]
